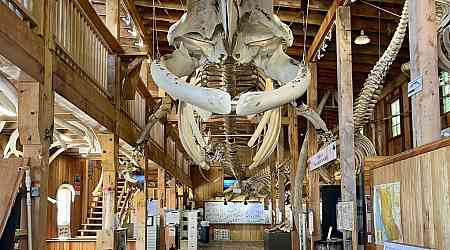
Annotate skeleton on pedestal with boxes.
[49,182,76,239]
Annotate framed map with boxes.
[373,182,402,244]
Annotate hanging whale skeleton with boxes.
[137,0,411,199]
[145,0,310,177]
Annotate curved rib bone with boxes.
[237,54,309,116]
[151,51,231,115]
[178,101,210,170]
[248,107,281,170]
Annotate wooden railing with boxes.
[124,92,146,129]
[54,0,109,96]
[1,0,38,28]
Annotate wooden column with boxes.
[270,155,277,225]
[169,177,177,209]
[105,0,120,38]
[18,80,54,250]
[408,0,441,147]
[336,6,358,250]
[401,83,412,150]
[307,63,321,247]
[288,105,300,250]
[158,168,166,250]
[96,134,119,250]
[134,191,146,250]
[277,128,286,221]
[82,160,89,225]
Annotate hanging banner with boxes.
[308,141,337,171]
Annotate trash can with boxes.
[199,221,209,243]
[264,231,291,250]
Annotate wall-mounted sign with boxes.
[308,141,337,171]
[408,75,423,97]
[337,201,353,231]
[165,209,180,225]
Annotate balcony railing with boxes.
[124,91,146,129]
[54,0,109,96]
[1,0,37,28]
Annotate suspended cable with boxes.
[302,0,311,62]
[378,8,381,59]
[152,0,155,59]
[359,0,401,18]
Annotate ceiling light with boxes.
[354,30,371,45]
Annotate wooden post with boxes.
[401,83,412,150]
[336,6,358,250]
[277,129,286,221]
[18,0,55,245]
[105,0,120,38]
[307,63,321,248]
[158,168,166,250]
[96,134,119,250]
[408,0,441,147]
[288,105,300,250]
[270,155,277,225]
[134,191,146,250]
[169,177,177,209]
[82,160,89,224]
[97,0,121,246]
[18,80,54,250]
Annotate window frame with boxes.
[389,98,402,139]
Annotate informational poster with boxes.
[337,201,353,231]
[384,241,434,250]
[374,182,402,244]
[205,201,266,224]
[165,209,180,225]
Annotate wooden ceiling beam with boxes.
[123,0,146,39]
[306,0,337,63]
[134,0,332,11]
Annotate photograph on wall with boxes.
[373,182,402,244]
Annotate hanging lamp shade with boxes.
[354,30,371,45]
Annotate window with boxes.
[390,99,401,137]
[440,72,450,113]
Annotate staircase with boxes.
[78,179,128,237]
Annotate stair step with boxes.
[82,223,102,227]
[76,235,97,239]
[88,217,102,220]
[91,211,103,215]
[78,229,101,233]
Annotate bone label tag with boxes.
[308,141,337,171]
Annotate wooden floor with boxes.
[199,241,264,250]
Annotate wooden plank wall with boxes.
[47,156,102,238]
[372,76,450,156]
[208,224,269,241]
[368,145,450,249]
[192,167,224,208]
[372,80,412,156]
[47,240,136,250]
[191,166,269,241]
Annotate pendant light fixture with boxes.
[354,30,371,45]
